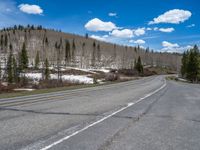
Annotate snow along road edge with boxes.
[40,79,167,150]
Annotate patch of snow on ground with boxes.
[23,73,42,81]
[51,74,94,84]
[62,67,97,74]
[89,68,110,73]
[48,66,110,74]
[23,73,94,84]
[14,88,35,91]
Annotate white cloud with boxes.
[159,28,175,33]
[130,39,146,44]
[187,24,195,28]
[162,41,179,48]
[85,18,117,32]
[161,41,189,53]
[153,27,159,31]
[134,28,145,36]
[161,45,193,53]
[146,27,152,31]
[18,4,43,15]
[110,29,133,38]
[90,35,107,41]
[108,12,117,17]
[149,9,192,24]
[161,41,194,53]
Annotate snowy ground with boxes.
[22,67,111,85]
[23,73,94,84]
[49,66,110,74]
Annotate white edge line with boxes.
[41,79,167,150]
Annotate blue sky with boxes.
[0,0,199,52]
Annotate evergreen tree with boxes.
[97,44,101,61]
[0,35,3,47]
[20,42,29,70]
[135,56,143,74]
[134,59,137,70]
[0,61,2,81]
[72,39,76,60]
[92,41,96,67]
[18,52,22,73]
[72,39,76,50]
[65,40,71,63]
[181,51,189,77]
[44,58,50,80]
[4,34,8,47]
[45,37,48,45]
[35,51,40,69]
[13,57,19,83]
[7,51,13,83]
[181,45,200,82]
[186,45,200,82]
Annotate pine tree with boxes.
[45,37,48,45]
[92,41,96,67]
[4,34,8,47]
[181,51,189,77]
[21,42,29,70]
[18,52,22,73]
[65,40,70,64]
[0,61,2,82]
[35,51,40,69]
[135,56,143,74]
[97,44,101,61]
[72,39,76,60]
[7,51,13,83]
[44,58,50,80]
[13,57,18,83]
[134,59,137,70]
[186,45,200,82]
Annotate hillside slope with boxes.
[0,26,181,70]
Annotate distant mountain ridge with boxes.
[0,25,181,70]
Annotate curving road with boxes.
[0,76,200,150]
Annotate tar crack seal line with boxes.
[40,79,167,150]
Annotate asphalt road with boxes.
[1,76,200,150]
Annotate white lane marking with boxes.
[41,80,166,150]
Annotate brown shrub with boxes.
[105,73,119,81]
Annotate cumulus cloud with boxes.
[90,35,107,41]
[130,39,146,44]
[149,9,192,24]
[18,4,43,15]
[187,24,195,28]
[161,44,192,53]
[110,29,133,38]
[110,27,146,38]
[162,41,179,48]
[85,18,117,32]
[153,27,175,33]
[133,28,146,36]
[108,12,117,17]
[153,27,159,31]
[146,27,152,31]
[158,28,175,33]
[160,41,192,53]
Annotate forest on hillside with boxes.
[0,25,183,92]
[0,25,181,70]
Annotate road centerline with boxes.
[40,79,166,150]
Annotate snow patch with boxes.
[23,73,94,84]
[14,88,35,92]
